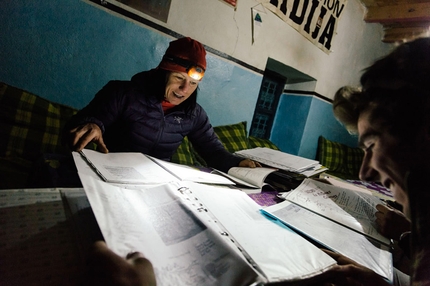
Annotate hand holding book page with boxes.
[79,173,337,285]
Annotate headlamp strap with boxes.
[163,55,205,71]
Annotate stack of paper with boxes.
[236,147,327,177]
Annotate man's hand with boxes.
[238,159,261,168]
[83,241,156,286]
[318,249,391,286]
[68,123,109,153]
[375,203,411,240]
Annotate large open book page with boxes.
[79,149,178,184]
[80,174,259,285]
[262,179,393,281]
[79,171,337,285]
[280,179,390,245]
[79,150,234,185]
[189,183,336,282]
[262,201,393,281]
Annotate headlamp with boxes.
[162,55,205,81]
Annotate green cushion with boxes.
[248,136,280,150]
[0,82,77,161]
[213,121,249,153]
[317,136,346,173]
[190,142,208,167]
[317,136,363,179]
[346,144,365,176]
[173,121,252,166]
[317,136,364,179]
[171,136,196,166]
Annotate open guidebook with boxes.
[78,149,294,192]
[73,152,337,285]
[73,152,393,285]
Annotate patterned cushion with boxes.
[213,121,249,153]
[0,82,77,161]
[317,136,346,173]
[171,136,196,166]
[248,136,280,150]
[317,136,363,179]
[346,146,365,177]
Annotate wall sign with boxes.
[221,0,237,8]
[112,0,171,23]
[258,0,347,54]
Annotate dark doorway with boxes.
[249,70,286,139]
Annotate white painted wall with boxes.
[108,0,393,99]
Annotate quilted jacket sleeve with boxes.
[187,107,242,172]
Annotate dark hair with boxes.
[333,38,430,138]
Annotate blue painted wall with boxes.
[1,0,357,159]
[270,93,359,160]
[0,0,261,128]
[270,94,312,155]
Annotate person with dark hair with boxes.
[63,37,259,172]
[322,37,430,285]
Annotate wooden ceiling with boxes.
[361,0,430,43]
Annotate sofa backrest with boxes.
[0,82,78,162]
[171,121,280,166]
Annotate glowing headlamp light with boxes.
[163,55,205,81]
[187,66,205,80]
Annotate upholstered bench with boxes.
[0,82,78,188]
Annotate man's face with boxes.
[164,72,199,105]
[357,109,412,217]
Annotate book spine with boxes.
[176,186,268,282]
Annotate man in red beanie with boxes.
[63,37,259,172]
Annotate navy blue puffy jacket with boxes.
[64,69,242,172]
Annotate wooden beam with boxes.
[382,26,430,42]
[360,0,378,7]
[365,2,430,23]
[384,21,430,29]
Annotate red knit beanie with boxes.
[158,37,207,73]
